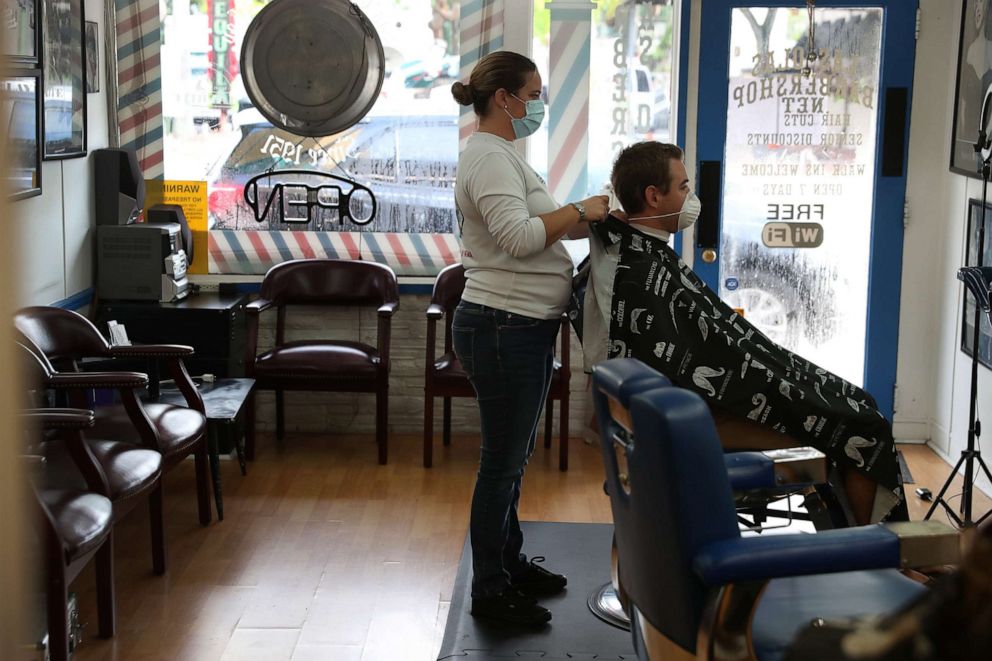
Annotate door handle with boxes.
[696,160,722,251]
[881,87,908,177]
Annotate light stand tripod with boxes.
[925,92,992,527]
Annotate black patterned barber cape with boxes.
[600,217,903,516]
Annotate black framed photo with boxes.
[951,0,992,178]
[1,74,43,200]
[962,199,992,366]
[1,0,39,62]
[42,0,86,159]
[85,20,98,93]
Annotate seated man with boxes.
[583,141,906,525]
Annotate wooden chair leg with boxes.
[275,390,285,440]
[194,444,212,526]
[544,398,553,449]
[245,390,256,461]
[150,482,167,574]
[47,562,70,661]
[377,387,388,465]
[442,397,452,446]
[95,532,116,638]
[424,391,434,468]
[559,391,569,472]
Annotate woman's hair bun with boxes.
[451,81,474,106]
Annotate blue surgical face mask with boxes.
[503,93,545,139]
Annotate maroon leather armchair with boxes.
[22,409,116,661]
[244,259,400,464]
[15,306,212,527]
[19,339,166,573]
[423,263,571,470]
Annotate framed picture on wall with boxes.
[85,20,99,93]
[962,199,992,367]
[1,0,39,63]
[1,74,43,200]
[42,0,87,159]
[951,0,992,177]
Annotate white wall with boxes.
[13,0,110,306]
[900,0,992,497]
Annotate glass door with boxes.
[695,1,917,417]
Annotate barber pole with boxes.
[458,0,505,150]
[547,1,595,204]
[115,0,164,178]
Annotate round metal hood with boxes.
[240,0,385,137]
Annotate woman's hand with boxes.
[581,195,610,222]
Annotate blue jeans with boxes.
[452,301,560,598]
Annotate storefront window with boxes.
[161,0,460,236]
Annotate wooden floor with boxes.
[64,436,989,661]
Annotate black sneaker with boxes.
[509,556,567,597]
[471,589,552,625]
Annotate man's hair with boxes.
[610,142,684,213]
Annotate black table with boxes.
[96,292,249,379]
[157,377,255,521]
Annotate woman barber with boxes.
[450,50,609,626]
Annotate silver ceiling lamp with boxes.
[240,0,386,137]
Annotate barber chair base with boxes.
[588,583,629,630]
[437,521,634,660]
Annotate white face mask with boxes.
[632,191,701,231]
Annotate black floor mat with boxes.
[437,521,636,660]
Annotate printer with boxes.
[97,222,190,302]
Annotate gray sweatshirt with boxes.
[455,132,573,320]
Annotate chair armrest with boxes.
[724,452,776,491]
[378,300,400,317]
[246,298,273,315]
[110,344,194,359]
[22,408,95,430]
[49,371,149,390]
[692,521,959,585]
[426,303,444,320]
[725,447,828,491]
[693,526,900,585]
[22,408,112,496]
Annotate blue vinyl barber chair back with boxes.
[592,358,956,661]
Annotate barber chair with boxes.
[245,259,399,464]
[22,409,116,661]
[588,358,836,629]
[423,263,571,469]
[19,340,166,573]
[15,306,212,528]
[591,358,960,661]
[594,359,845,532]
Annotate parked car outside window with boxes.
[207,112,459,234]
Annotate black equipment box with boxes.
[95,292,248,378]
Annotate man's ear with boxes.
[642,184,659,209]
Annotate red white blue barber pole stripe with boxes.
[548,1,594,205]
[116,0,165,178]
[208,231,461,276]
[459,0,505,150]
